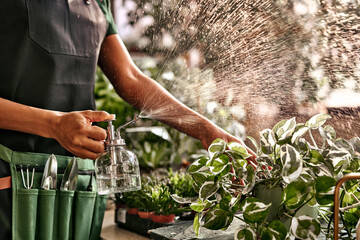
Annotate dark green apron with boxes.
[0,0,109,238]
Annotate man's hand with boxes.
[53,110,114,160]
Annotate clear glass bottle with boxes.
[95,120,141,195]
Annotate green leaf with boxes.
[325,148,351,173]
[199,181,220,200]
[219,195,232,211]
[191,198,206,212]
[192,172,209,186]
[227,142,253,159]
[243,165,256,195]
[349,137,360,154]
[307,150,324,165]
[282,180,310,209]
[319,125,336,141]
[291,126,309,144]
[280,144,303,184]
[247,136,259,152]
[171,194,198,204]
[260,220,287,240]
[305,113,331,129]
[203,206,234,230]
[187,156,209,173]
[208,138,227,160]
[235,225,257,240]
[260,129,276,154]
[315,176,336,205]
[290,216,321,240]
[240,197,271,224]
[209,155,231,174]
[274,117,297,142]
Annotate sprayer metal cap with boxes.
[114,138,126,146]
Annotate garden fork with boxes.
[20,165,35,189]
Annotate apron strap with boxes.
[0,144,13,163]
[0,176,11,190]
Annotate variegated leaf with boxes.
[208,138,227,161]
[208,154,230,174]
[291,126,309,144]
[290,216,321,240]
[203,206,234,230]
[228,142,253,159]
[280,144,303,184]
[235,226,257,240]
[240,197,271,224]
[187,156,209,173]
[275,117,297,142]
[199,181,220,200]
[305,113,331,129]
[260,129,276,154]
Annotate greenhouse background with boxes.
[96,0,360,239]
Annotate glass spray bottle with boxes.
[95,118,141,195]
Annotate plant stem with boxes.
[234,215,245,222]
[294,195,314,216]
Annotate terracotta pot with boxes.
[127,208,138,215]
[138,211,153,219]
[151,213,175,223]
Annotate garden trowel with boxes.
[60,157,78,191]
[40,154,58,190]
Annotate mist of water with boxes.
[128,0,360,139]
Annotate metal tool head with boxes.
[41,154,58,190]
[20,165,35,189]
[60,157,78,191]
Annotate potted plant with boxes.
[177,113,360,239]
[122,191,141,215]
[150,182,181,223]
[137,177,156,219]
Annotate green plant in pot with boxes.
[179,113,360,239]
[150,182,181,223]
[137,177,156,219]
[121,191,143,215]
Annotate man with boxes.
[0,0,253,238]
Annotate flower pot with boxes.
[151,214,175,223]
[138,211,153,219]
[127,208,138,215]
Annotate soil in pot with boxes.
[151,214,175,223]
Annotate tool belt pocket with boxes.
[0,145,108,240]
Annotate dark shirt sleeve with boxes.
[96,0,118,36]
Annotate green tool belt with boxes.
[0,144,107,240]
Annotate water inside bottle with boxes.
[96,174,113,195]
[114,174,141,193]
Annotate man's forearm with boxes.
[0,97,60,138]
